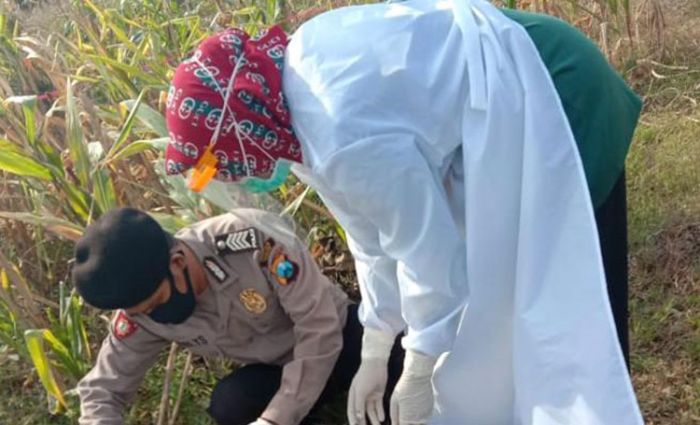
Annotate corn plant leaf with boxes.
[0,140,52,180]
[265,0,283,24]
[20,45,44,61]
[0,212,84,241]
[92,167,117,214]
[232,6,260,17]
[69,294,91,362]
[41,329,72,364]
[109,136,169,162]
[66,79,91,186]
[149,212,192,234]
[121,98,168,138]
[282,185,311,217]
[13,35,43,46]
[85,54,162,85]
[3,94,36,105]
[0,269,8,290]
[335,223,347,244]
[106,90,146,160]
[4,95,37,145]
[41,327,84,379]
[103,9,140,51]
[24,329,67,409]
[61,182,91,222]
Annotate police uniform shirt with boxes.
[76,211,350,425]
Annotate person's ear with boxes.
[169,244,187,270]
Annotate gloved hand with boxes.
[247,418,274,425]
[347,327,395,425]
[390,349,437,425]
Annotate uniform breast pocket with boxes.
[258,295,291,329]
[237,288,290,332]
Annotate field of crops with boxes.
[0,0,697,424]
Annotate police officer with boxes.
[72,207,403,425]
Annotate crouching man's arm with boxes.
[260,239,347,425]
[78,311,168,425]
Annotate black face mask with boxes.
[149,266,196,324]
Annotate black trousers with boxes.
[208,304,405,425]
[594,171,630,368]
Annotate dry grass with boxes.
[625,0,700,414]
[0,0,698,424]
[627,110,700,424]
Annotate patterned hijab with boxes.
[165,26,302,183]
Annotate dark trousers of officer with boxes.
[595,172,630,368]
[208,304,405,425]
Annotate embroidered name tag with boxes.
[203,256,228,283]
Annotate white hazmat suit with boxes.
[282,0,643,423]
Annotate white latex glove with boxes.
[390,349,437,425]
[348,327,395,425]
[248,418,274,425]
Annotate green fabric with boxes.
[501,8,642,207]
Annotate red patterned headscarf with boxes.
[165,26,302,182]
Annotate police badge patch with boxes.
[113,310,138,340]
[239,288,267,314]
[269,252,299,286]
[203,256,228,283]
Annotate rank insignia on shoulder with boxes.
[215,228,259,254]
[113,310,138,340]
[239,288,267,314]
[269,253,299,286]
[203,257,228,283]
[258,238,276,266]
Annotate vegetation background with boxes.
[0,0,697,424]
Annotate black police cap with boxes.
[72,207,172,309]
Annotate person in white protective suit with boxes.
[163,1,644,424]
